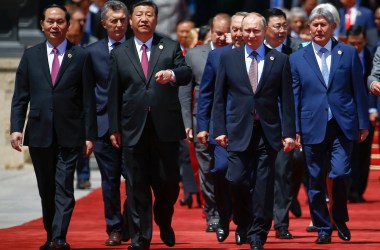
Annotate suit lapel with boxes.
[303,43,326,88]
[234,47,252,92]
[256,46,275,94]
[36,42,52,87]
[147,35,164,82]
[54,42,74,87]
[328,40,343,89]
[124,38,146,81]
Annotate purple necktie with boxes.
[248,51,258,93]
[141,44,148,79]
[51,47,60,85]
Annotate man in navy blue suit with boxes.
[290,5,369,244]
[197,11,248,245]
[83,0,130,246]
[213,12,296,250]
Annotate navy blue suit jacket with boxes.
[213,45,296,152]
[290,40,369,144]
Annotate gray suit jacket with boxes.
[179,42,212,129]
[368,46,380,90]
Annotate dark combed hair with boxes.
[41,4,70,22]
[263,8,287,23]
[346,25,366,38]
[131,0,158,16]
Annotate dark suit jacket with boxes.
[290,40,369,144]
[213,45,296,152]
[108,34,192,147]
[11,40,97,147]
[84,38,113,137]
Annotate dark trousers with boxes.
[94,133,128,235]
[303,119,353,236]
[179,139,198,196]
[227,123,277,244]
[29,145,81,242]
[123,116,180,249]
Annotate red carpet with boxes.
[1,171,380,249]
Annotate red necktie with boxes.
[248,51,258,93]
[182,48,187,56]
[345,9,352,30]
[141,44,148,79]
[51,47,60,85]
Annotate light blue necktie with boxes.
[319,47,333,120]
[319,47,329,85]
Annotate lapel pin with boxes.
[67,53,72,58]
[270,56,274,60]
[159,44,164,50]
[338,50,342,55]
[357,10,361,16]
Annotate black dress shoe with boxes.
[315,234,331,244]
[250,240,264,250]
[40,241,54,250]
[128,245,146,250]
[290,199,302,218]
[206,222,219,232]
[275,227,293,239]
[306,225,318,232]
[160,226,175,247]
[216,226,229,242]
[235,227,247,245]
[335,222,351,241]
[53,239,71,250]
[105,229,122,246]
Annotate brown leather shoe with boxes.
[105,230,122,246]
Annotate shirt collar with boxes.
[264,40,283,52]
[245,43,265,60]
[47,39,67,55]
[134,36,154,51]
[108,36,126,48]
[312,39,332,54]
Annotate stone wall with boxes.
[0,58,30,169]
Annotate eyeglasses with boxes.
[271,24,288,31]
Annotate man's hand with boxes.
[110,132,121,149]
[83,140,94,157]
[185,128,193,142]
[358,129,369,142]
[295,133,302,149]
[155,70,173,84]
[370,112,379,127]
[10,132,23,152]
[282,137,296,153]
[215,135,228,148]
[197,131,209,145]
[371,81,380,95]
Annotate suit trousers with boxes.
[94,133,128,235]
[227,122,277,244]
[123,114,180,248]
[29,144,81,241]
[303,118,352,236]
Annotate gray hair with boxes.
[101,0,128,21]
[242,12,267,29]
[309,4,336,25]
[289,7,307,20]
[316,3,340,27]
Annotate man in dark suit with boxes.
[107,1,192,249]
[263,7,300,240]
[10,4,97,250]
[290,6,369,244]
[179,13,231,233]
[83,0,130,246]
[213,12,296,250]
[197,12,248,244]
[346,25,374,203]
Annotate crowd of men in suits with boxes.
[9,0,380,250]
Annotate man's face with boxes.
[266,15,287,48]
[230,15,244,47]
[130,5,157,40]
[71,10,86,27]
[176,21,194,47]
[347,33,365,53]
[242,15,266,50]
[375,8,380,31]
[309,16,336,47]
[102,9,128,41]
[210,20,230,48]
[40,7,69,46]
[66,21,82,45]
[340,0,356,8]
[290,16,305,35]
